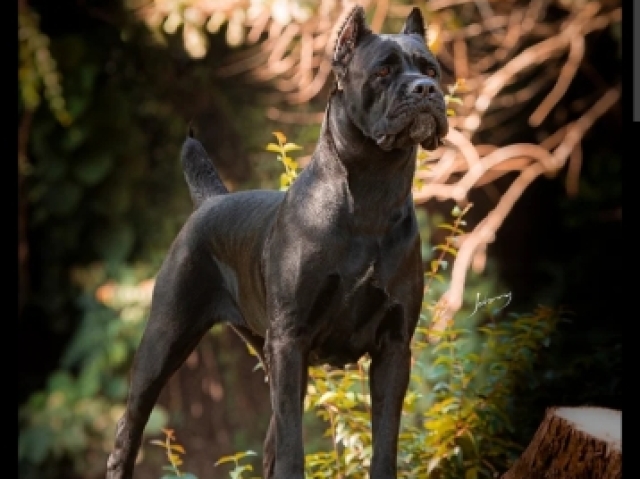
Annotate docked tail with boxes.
[181,128,229,209]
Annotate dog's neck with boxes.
[301,91,418,232]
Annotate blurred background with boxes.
[18,0,621,478]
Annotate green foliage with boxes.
[215,450,259,479]
[19,264,169,477]
[148,424,259,479]
[409,306,565,478]
[150,428,199,479]
[19,8,209,476]
[265,131,304,190]
[18,5,71,125]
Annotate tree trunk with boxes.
[502,406,621,479]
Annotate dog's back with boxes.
[178,133,285,336]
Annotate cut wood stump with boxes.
[502,406,621,479]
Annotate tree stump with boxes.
[502,406,621,479]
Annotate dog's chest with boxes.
[306,240,402,367]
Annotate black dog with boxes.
[106,5,447,478]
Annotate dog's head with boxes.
[332,6,448,151]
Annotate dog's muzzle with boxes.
[374,77,448,151]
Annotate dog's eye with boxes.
[423,66,437,78]
[376,66,391,78]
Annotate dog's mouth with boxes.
[373,102,448,152]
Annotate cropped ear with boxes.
[332,6,371,89]
[400,7,426,40]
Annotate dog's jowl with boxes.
[106,5,448,479]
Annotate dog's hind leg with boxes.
[262,412,276,478]
[106,233,243,479]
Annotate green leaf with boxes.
[316,391,337,405]
[108,341,128,367]
[48,371,74,390]
[432,244,458,256]
[465,353,480,364]
[215,455,236,466]
[282,155,298,170]
[430,260,440,273]
[282,142,303,152]
[77,369,100,397]
[478,326,510,336]
[438,396,461,413]
[105,376,128,400]
[230,465,253,479]
[432,381,451,393]
[437,223,464,234]
[215,450,257,467]
[73,153,113,186]
[433,356,453,366]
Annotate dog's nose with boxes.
[409,78,437,97]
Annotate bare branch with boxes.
[529,35,585,127]
[424,86,619,338]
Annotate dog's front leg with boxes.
[264,332,308,479]
[369,340,412,478]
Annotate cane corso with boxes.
[106,5,448,478]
